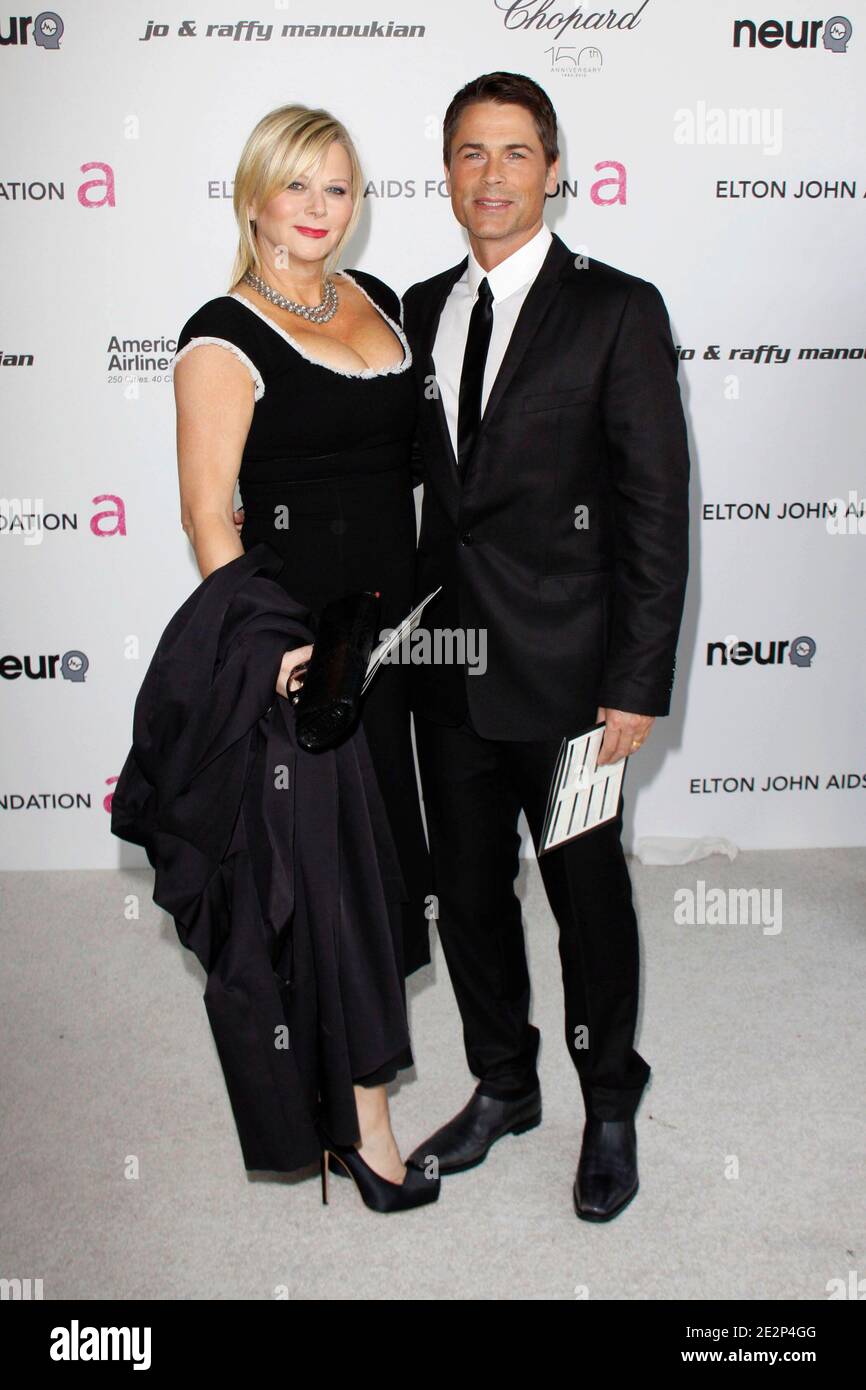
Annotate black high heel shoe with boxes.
[319,1132,441,1213]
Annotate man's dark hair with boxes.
[442,71,559,169]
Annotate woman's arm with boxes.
[174,343,254,579]
[173,343,312,695]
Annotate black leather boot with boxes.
[406,1085,541,1175]
[573,1117,639,1221]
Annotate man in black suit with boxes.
[402,72,690,1220]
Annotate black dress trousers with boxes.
[414,701,651,1121]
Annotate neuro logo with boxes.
[706,635,818,668]
[0,9,63,46]
[732,14,852,51]
[33,10,63,47]
[823,15,852,51]
[1,650,90,682]
[788,636,816,668]
[0,10,63,47]
[61,651,88,682]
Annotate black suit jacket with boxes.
[402,231,690,740]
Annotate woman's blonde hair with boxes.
[228,104,364,289]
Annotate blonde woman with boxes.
[171,105,435,1212]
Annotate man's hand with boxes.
[232,506,244,534]
[596,707,655,765]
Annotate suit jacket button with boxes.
[460,531,473,545]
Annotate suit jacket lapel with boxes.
[419,257,466,512]
[418,234,574,499]
[462,234,573,489]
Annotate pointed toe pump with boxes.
[319,1135,441,1213]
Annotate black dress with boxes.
[173,269,431,1085]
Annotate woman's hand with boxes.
[276,644,313,700]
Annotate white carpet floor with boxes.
[1,847,863,1301]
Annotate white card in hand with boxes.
[362,587,443,694]
[539,721,627,854]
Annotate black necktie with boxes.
[457,277,494,471]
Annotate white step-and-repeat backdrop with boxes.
[2,0,863,869]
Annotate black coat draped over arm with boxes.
[110,543,412,1174]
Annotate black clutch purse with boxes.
[292,590,381,752]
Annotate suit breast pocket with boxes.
[538,568,611,601]
[521,385,595,413]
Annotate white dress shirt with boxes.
[432,221,553,462]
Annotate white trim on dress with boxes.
[226,270,412,380]
[171,336,265,401]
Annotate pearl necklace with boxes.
[241,268,339,324]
